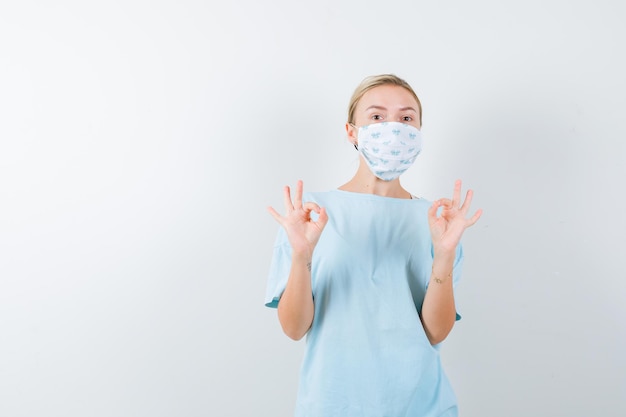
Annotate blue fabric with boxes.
[265,190,464,417]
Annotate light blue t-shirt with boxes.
[265,190,464,417]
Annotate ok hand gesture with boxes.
[267,180,329,257]
[428,180,482,255]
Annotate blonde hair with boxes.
[347,74,422,125]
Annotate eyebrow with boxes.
[365,105,417,112]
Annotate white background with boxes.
[1,1,625,416]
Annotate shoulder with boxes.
[411,195,433,207]
[302,190,340,205]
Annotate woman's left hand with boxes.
[428,179,482,255]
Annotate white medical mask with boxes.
[353,122,422,181]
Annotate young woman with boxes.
[264,74,482,417]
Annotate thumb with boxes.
[428,200,441,224]
[316,207,329,230]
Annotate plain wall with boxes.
[1,1,624,416]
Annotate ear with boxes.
[346,122,358,147]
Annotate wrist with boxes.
[430,267,452,284]
[291,250,312,266]
[432,249,455,265]
[431,256,454,285]
[292,245,312,255]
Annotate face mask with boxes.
[354,121,422,181]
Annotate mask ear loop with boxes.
[349,123,359,151]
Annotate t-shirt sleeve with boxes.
[264,227,292,308]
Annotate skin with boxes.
[267,84,482,343]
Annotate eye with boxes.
[371,114,383,121]
[403,116,413,122]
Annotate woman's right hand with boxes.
[267,180,329,256]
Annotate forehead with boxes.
[357,84,418,111]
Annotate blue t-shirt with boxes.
[265,190,464,417]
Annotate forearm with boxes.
[420,252,457,345]
[277,251,315,340]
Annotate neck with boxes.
[338,163,411,199]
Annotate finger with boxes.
[451,179,462,208]
[304,202,328,229]
[438,198,453,209]
[460,189,474,213]
[428,200,441,224]
[293,180,304,209]
[466,208,483,227]
[316,207,329,230]
[267,206,285,224]
[435,198,453,216]
[283,185,294,211]
[303,201,322,214]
